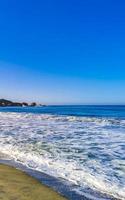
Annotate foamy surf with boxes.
[0,111,125,199]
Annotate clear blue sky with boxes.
[0,0,125,104]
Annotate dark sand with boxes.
[0,164,67,200]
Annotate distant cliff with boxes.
[0,99,39,107]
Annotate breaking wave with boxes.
[0,112,125,199]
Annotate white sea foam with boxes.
[0,112,125,199]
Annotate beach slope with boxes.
[0,164,66,200]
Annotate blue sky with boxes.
[0,0,125,104]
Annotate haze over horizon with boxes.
[0,0,125,104]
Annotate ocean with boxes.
[0,105,125,199]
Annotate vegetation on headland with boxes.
[0,99,45,107]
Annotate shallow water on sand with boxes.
[0,164,66,200]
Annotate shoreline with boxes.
[0,159,89,200]
[0,158,116,200]
[0,163,67,200]
[0,158,90,200]
[0,109,123,200]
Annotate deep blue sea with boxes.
[0,105,125,199]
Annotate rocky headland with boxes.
[0,99,44,107]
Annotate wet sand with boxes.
[0,164,67,200]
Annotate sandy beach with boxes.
[0,164,67,200]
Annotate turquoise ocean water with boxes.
[0,105,125,199]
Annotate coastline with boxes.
[0,108,123,200]
[0,158,116,200]
[0,158,90,200]
[0,163,67,200]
